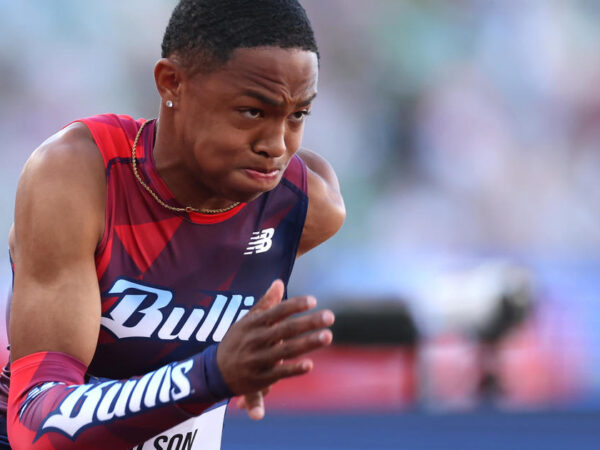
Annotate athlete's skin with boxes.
[8,47,345,421]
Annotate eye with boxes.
[240,108,263,119]
[290,110,311,123]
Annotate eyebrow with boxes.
[241,90,317,108]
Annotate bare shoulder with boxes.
[20,121,102,186]
[296,148,345,256]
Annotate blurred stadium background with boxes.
[1,0,599,448]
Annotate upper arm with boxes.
[9,122,106,365]
[296,149,345,256]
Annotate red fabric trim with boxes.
[185,202,247,224]
[10,352,87,391]
[7,351,88,446]
[70,115,144,168]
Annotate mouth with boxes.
[243,167,281,182]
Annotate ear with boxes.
[154,58,184,104]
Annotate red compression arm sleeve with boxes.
[7,347,232,449]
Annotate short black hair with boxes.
[161,0,319,73]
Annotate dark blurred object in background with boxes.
[330,298,418,346]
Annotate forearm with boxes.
[7,346,232,449]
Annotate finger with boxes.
[268,309,335,343]
[238,385,272,410]
[268,329,333,363]
[252,279,285,313]
[242,391,265,421]
[255,295,317,327]
[264,359,315,385]
[237,396,247,410]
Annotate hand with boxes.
[217,279,334,396]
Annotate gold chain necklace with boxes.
[131,120,241,215]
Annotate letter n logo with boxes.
[244,228,274,255]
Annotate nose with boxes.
[253,121,286,158]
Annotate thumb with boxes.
[242,391,265,421]
[252,279,284,313]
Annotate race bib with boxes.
[132,404,227,450]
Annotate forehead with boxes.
[189,47,319,103]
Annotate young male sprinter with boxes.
[0,1,345,448]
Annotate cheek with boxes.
[193,129,249,167]
[285,127,304,154]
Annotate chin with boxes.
[234,189,270,203]
[227,176,282,202]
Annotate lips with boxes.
[244,166,281,182]
[246,165,280,173]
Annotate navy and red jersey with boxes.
[88,114,308,378]
[1,114,309,449]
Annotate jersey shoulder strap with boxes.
[281,154,308,194]
[76,114,145,168]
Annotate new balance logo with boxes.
[244,228,274,255]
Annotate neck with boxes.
[152,118,238,212]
